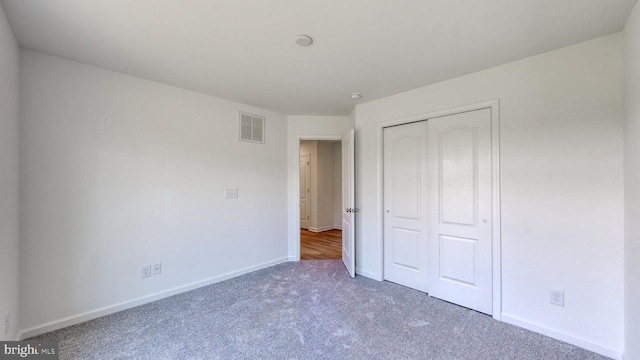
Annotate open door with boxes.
[342,129,356,277]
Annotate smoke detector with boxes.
[295,35,313,47]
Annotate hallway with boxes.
[300,229,342,260]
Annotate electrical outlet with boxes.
[141,265,152,278]
[4,313,10,335]
[225,188,238,199]
[152,263,162,275]
[550,290,564,307]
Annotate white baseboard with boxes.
[501,313,622,360]
[18,257,289,340]
[308,225,341,233]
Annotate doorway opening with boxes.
[299,140,342,260]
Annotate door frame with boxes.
[291,135,344,261]
[376,99,502,320]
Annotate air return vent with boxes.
[239,112,265,143]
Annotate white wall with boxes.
[287,115,353,259]
[0,3,20,341]
[316,141,337,231]
[624,3,640,359]
[18,50,288,336]
[354,34,624,357]
[333,143,342,228]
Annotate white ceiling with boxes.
[1,0,637,115]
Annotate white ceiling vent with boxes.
[239,112,265,143]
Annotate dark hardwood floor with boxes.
[300,229,342,260]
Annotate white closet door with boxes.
[428,108,493,315]
[299,154,311,229]
[383,121,429,292]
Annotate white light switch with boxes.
[226,188,238,199]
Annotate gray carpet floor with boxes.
[29,260,609,359]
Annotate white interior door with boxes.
[342,129,356,278]
[299,153,311,229]
[428,108,493,315]
[383,122,429,292]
